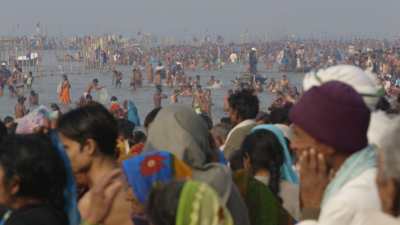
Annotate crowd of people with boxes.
[0,59,399,225]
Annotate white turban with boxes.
[368,111,400,148]
[303,65,383,110]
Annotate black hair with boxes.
[110,96,118,102]
[269,104,292,125]
[241,129,284,196]
[146,181,184,225]
[0,121,6,142]
[220,117,231,126]
[376,96,391,112]
[229,149,244,172]
[117,119,135,140]
[51,103,60,111]
[0,134,66,211]
[256,111,271,124]
[3,116,14,125]
[144,107,162,130]
[57,102,118,158]
[132,131,146,144]
[199,113,213,130]
[228,90,259,120]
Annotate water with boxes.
[0,51,305,122]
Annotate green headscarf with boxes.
[176,181,233,225]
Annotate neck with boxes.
[254,169,270,177]
[330,153,351,172]
[87,156,118,188]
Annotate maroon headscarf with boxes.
[290,81,370,153]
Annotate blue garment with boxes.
[49,131,81,225]
[252,125,299,184]
[127,100,141,127]
[321,145,376,206]
[122,151,174,204]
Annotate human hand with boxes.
[299,149,334,209]
[81,169,123,224]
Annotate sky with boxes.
[1,0,400,40]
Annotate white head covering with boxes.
[367,111,400,148]
[303,65,383,110]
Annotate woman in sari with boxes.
[234,124,300,225]
[122,150,192,224]
[59,75,71,105]
[147,180,233,225]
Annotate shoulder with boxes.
[6,205,67,225]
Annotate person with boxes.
[207,75,216,86]
[145,62,153,84]
[129,131,146,156]
[0,120,6,142]
[223,89,233,112]
[57,103,133,225]
[0,134,68,225]
[124,100,141,127]
[15,106,51,134]
[153,86,167,108]
[116,119,136,162]
[58,75,71,105]
[237,125,300,222]
[289,81,380,224]
[28,90,39,108]
[170,89,179,103]
[85,79,104,97]
[301,112,400,225]
[3,116,16,135]
[223,90,259,159]
[122,151,192,224]
[249,48,258,75]
[144,105,251,225]
[109,96,123,118]
[115,71,123,88]
[133,67,142,88]
[0,62,11,97]
[26,71,33,89]
[15,96,28,119]
[147,180,233,225]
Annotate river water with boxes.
[0,50,305,122]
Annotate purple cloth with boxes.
[290,81,370,153]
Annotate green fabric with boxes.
[176,181,233,225]
[234,170,292,225]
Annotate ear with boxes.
[9,177,20,196]
[82,139,97,156]
[243,153,251,170]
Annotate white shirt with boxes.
[298,168,381,225]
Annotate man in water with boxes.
[85,78,104,97]
[0,62,11,96]
[15,96,28,119]
[153,85,167,108]
[249,47,258,75]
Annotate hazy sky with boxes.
[1,0,399,40]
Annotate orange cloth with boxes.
[59,83,71,105]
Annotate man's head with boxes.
[228,90,259,125]
[57,103,118,173]
[93,78,99,85]
[290,81,370,168]
[376,116,400,216]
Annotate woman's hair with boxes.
[57,102,118,158]
[146,181,184,225]
[0,134,66,211]
[241,130,284,196]
[144,107,162,130]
